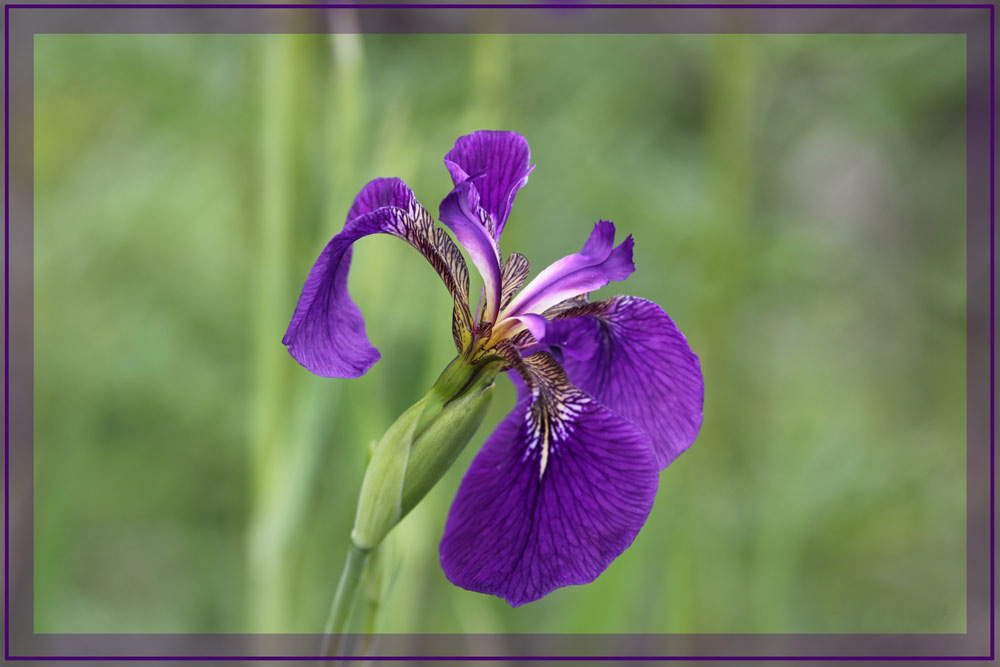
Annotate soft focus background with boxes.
[33,31,966,635]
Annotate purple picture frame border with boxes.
[3,2,994,662]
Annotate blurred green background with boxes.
[33,31,966,635]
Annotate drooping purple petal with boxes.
[440,350,658,606]
[283,178,472,377]
[345,174,414,221]
[439,179,504,322]
[542,296,704,469]
[501,221,634,319]
[444,130,533,239]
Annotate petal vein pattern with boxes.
[440,347,659,606]
[548,296,704,469]
[499,252,531,312]
[541,293,590,318]
[444,130,534,240]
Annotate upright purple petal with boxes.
[543,296,704,469]
[499,252,531,312]
[440,351,658,606]
[501,221,634,319]
[439,179,504,322]
[444,130,534,239]
[283,178,472,377]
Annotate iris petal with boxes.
[283,178,472,377]
[544,296,704,469]
[499,252,530,312]
[439,179,504,322]
[439,351,658,606]
[444,130,534,239]
[501,221,634,319]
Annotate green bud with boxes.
[350,355,501,550]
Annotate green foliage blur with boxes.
[33,31,966,635]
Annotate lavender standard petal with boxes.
[283,178,472,377]
[546,296,704,469]
[439,352,658,606]
[502,221,634,318]
[443,130,534,239]
[439,179,504,321]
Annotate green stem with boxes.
[321,544,372,657]
[356,546,383,657]
[246,32,297,633]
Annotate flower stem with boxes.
[246,32,298,633]
[321,543,372,656]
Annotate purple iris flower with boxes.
[284,131,704,606]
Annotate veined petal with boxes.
[439,350,658,606]
[283,178,472,378]
[541,293,590,318]
[444,130,533,239]
[439,180,503,322]
[501,221,634,319]
[499,252,530,312]
[544,296,704,469]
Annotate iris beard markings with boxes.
[493,342,588,478]
[522,391,585,479]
